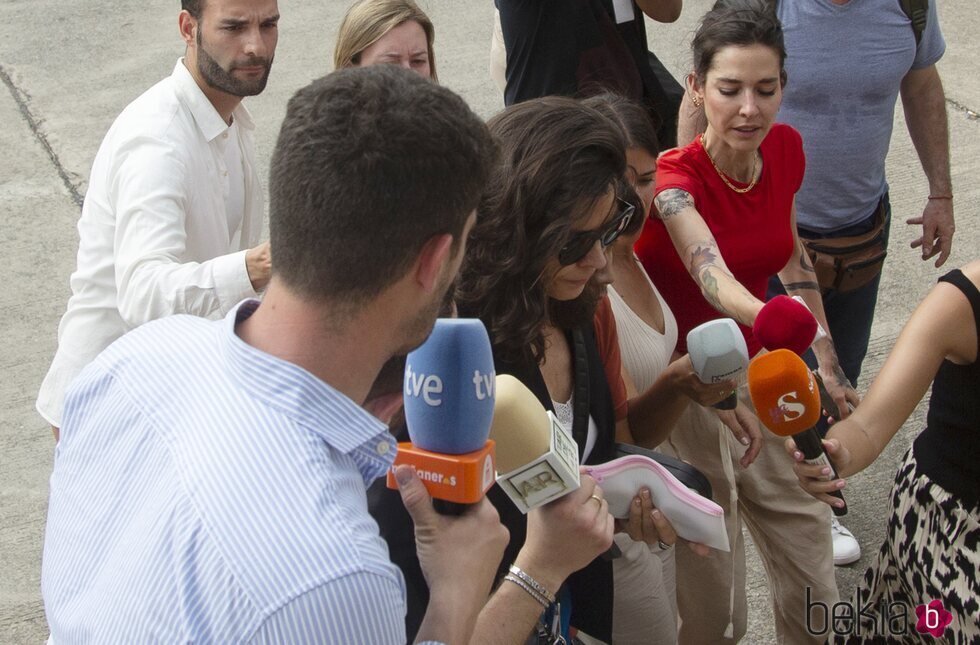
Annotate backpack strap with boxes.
[898,0,928,45]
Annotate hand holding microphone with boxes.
[490,375,615,569]
[781,434,855,510]
[386,319,498,514]
[747,349,848,515]
[392,464,509,641]
[515,475,616,598]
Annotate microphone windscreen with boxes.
[403,318,496,455]
[488,375,553,473]
[747,349,821,435]
[752,295,818,355]
[687,318,749,384]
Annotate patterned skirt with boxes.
[835,447,980,644]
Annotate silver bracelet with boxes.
[503,574,550,608]
[507,564,556,605]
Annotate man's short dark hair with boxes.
[182,0,204,19]
[269,66,495,306]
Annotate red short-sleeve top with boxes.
[635,123,805,356]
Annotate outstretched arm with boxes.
[786,261,979,504]
[653,189,764,326]
[777,203,860,416]
[624,354,736,448]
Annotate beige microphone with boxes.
[489,375,581,513]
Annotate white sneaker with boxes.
[831,517,861,566]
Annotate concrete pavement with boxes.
[2,1,977,642]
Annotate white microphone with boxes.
[686,318,749,410]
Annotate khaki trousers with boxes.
[662,404,839,644]
[612,534,678,644]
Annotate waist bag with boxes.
[801,200,887,294]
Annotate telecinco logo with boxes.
[775,391,806,422]
[415,468,457,487]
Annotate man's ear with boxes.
[178,10,197,48]
[413,233,454,294]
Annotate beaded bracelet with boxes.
[503,574,550,608]
[508,564,556,605]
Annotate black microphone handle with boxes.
[792,428,848,516]
[712,392,738,410]
[431,499,471,516]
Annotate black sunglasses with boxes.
[558,198,636,266]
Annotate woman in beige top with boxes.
[585,93,762,645]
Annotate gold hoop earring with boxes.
[691,94,703,109]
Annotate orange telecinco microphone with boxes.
[747,349,847,515]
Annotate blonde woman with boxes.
[334,0,437,80]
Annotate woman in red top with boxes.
[634,1,858,642]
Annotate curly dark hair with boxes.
[455,96,626,365]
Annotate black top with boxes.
[913,268,980,507]
[497,0,680,148]
[367,324,618,642]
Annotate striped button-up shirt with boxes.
[42,301,423,643]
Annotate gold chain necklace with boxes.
[699,134,759,194]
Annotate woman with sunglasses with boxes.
[457,96,685,644]
[368,96,673,644]
[633,1,857,641]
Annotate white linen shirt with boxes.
[37,59,263,427]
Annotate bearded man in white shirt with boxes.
[38,0,279,438]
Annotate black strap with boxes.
[898,0,928,45]
[571,328,591,453]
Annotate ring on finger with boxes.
[657,539,673,550]
[589,494,603,508]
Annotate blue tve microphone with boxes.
[387,319,498,514]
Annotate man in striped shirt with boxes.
[42,65,615,644]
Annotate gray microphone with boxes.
[686,319,749,410]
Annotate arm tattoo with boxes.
[654,189,694,221]
[701,269,723,310]
[798,241,815,272]
[688,243,726,310]
[783,280,820,292]
[689,244,718,278]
